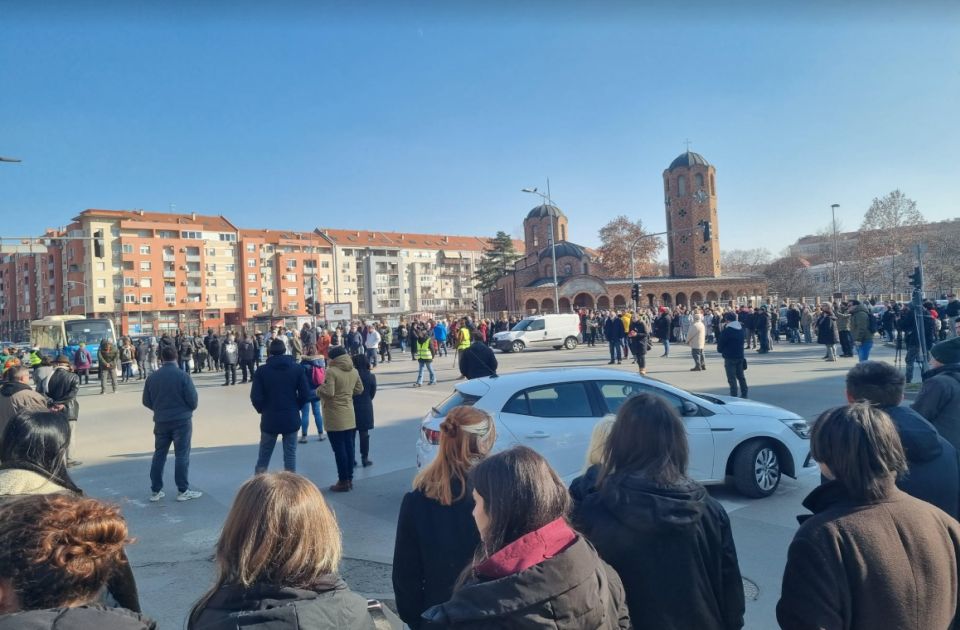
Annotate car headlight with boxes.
[780,418,811,439]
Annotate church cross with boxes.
[684,138,692,152]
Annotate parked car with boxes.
[492,314,580,353]
[416,368,814,498]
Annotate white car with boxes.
[417,368,813,498]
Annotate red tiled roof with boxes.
[74,209,237,232]
[318,228,524,253]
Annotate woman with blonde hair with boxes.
[392,406,496,629]
[189,472,383,629]
[569,417,615,502]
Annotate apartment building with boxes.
[0,241,64,341]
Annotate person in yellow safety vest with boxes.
[620,312,632,357]
[457,321,471,351]
[413,327,436,387]
[28,349,43,367]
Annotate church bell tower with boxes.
[663,150,720,278]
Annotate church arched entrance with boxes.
[524,298,539,313]
[706,290,718,302]
[613,295,626,308]
[675,292,688,307]
[597,295,610,309]
[690,291,703,305]
[558,297,572,313]
[720,290,732,300]
[661,293,673,307]
[540,298,555,312]
[573,293,594,310]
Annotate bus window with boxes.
[32,325,63,351]
[65,319,115,347]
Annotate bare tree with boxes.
[857,190,926,293]
[595,215,663,278]
[720,248,772,274]
[924,220,960,297]
[764,256,815,298]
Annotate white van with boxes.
[493,314,580,353]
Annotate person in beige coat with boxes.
[318,346,363,492]
[688,313,707,372]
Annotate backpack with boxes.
[309,364,326,387]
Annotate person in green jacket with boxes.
[848,300,874,362]
[318,346,363,493]
[98,341,118,394]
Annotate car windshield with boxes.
[431,390,482,417]
[512,319,534,331]
[65,320,115,346]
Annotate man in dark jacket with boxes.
[846,361,960,519]
[250,338,311,474]
[220,333,240,386]
[903,303,937,383]
[142,345,201,502]
[652,308,672,357]
[46,355,82,467]
[458,338,498,380]
[208,333,222,372]
[717,312,747,398]
[913,337,960,450]
[603,313,624,365]
[755,306,771,354]
[237,333,256,383]
[786,304,801,343]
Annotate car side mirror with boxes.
[681,400,698,416]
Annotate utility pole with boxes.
[831,204,841,296]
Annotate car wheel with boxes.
[733,440,781,498]
[563,336,578,350]
[511,340,525,353]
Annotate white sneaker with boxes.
[149,490,165,502]
[177,489,203,502]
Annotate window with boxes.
[597,381,687,416]
[285,273,297,282]
[677,175,687,197]
[206,279,217,287]
[287,259,297,268]
[181,231,201,240]
[219,233,236,242]
[224,264,235,272]
[124,294,138,303]
[695,173,704,189]
[563,264,572,275]
[158,230,176,239]
[94,278,106,289]
[139,278,152,288]
[207,248,217,256]
[321,261,330,268]
[96,262,105,271]
[139,261,151,271]
[246,244,256,252]
[249,303,259,311]
[247,273,256,281]
[247,259,256,268]
[139,245,151,255]
[710,173,715,196]
[97,296,106,305]
[140,295,153,303]
[502,383,593,418]
[121,244,133,254]
[248,288,258,296]
[123,277,136,287]
[286,288,297,296]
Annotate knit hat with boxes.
[55,355,71,365]
[329,345,347,360]
[269,338,287,355]
[930,337,960,365]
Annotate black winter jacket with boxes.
[716,323,745,361]
[603,317,624,342]
[238,339,256,362]
[393,482,480,629]
[421,534,631,629]
[46,367,80,421]
[571,467,744,630]
[353,368,377,432]
[913,364,960,451]
[250,355,311,435]
[188,580,376,630]
[0,605,155,630]
[882,405,959,519]
[142,362,198,426]
[816,314,839,345]
[653,314,672,340]
[459,342,498,379]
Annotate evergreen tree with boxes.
[474,231,521,292]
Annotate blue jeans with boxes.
[857,338,873,362]
[365,347,378,367]
[151,421,192,493]
[255,431,297,473]
[662,339,670,356]
[328,429,356,481]
[301,400,323,436]
[416,360,436,385]
[608,340,622,362]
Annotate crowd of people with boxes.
[3,348,960,628]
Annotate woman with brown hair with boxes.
[777,403,960,630]
[422,446,630,629]
[0,493,154,629]
[392,406,496,629]
[188,471,388,629]
[570,393,744,630]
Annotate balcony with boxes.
[162,270,176,278]
[186,271,202,278]
[186,285,203,294]
[186,255,201,263]
[162,254,175,262]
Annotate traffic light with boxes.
[699,220,712,242]
[93,230,104,258]
[631,283,640,303]
[313,299,322,316]
[909,266,923,291]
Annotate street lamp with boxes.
[522,183,560,314]
[831,203,840,295]
[0,156,21,163]
[65,280,89,317]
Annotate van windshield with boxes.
[512,319,534,331]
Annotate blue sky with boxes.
[1,1,958,257]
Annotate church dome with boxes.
[539,241,585,260]
[526,204,565,220]
[668,151,711,170]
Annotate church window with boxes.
[582,262,589,274]
[560,224,566,241]
[680,234,689,244]
[678,208,687,217]
[710,173,715,196]
[681,261,690,270]
[699,245,709,254]
[563,264,572,275]
[677,175,687,197]
[695,173,704,188]
[544,263,553,277]
[533,234,539,247]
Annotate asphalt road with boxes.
[68,337,902,629]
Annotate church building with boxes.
[484,151,767,314]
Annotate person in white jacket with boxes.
[688,312,707,371]
[364,324,382,368]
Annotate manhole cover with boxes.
[742,576,760,600]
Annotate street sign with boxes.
[323,302,353,323]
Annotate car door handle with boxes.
[525,431,550,439]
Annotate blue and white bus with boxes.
[30,315,117,371]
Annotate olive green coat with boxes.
[317,353,364,431]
